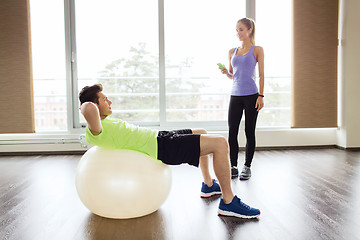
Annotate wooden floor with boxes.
[0,148,360,240]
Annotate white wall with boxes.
[337,0,360,148]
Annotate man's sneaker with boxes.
[231,166,239,178]
[200,179,222,198]
[239,165,251,180]
[218,195,260,218]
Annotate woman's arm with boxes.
[80,102,102,135]
[227,48,234,79]
[255,46,265,111]
[220,48,234,79]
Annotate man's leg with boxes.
[192,129,213,187]
[199,134,234,204]
[191,130,260,218]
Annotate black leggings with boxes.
[228,94,259,168]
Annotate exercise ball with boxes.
[75,146,172,219]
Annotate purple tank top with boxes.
[230,45,258,96]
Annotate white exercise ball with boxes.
[75,146,172,219]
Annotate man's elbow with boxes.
[81,102,98,116]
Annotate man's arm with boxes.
[80,102,102,136]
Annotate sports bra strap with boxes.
[232,48,237,56]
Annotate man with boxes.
[79,84,260,218]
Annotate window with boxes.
[74,0,159,124]
[164,0,245,125]
[30,0,292,131]
[256,0,292,127]
[72,0,245,129]
[30,0,67,131]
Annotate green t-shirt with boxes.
[85,117,159,161]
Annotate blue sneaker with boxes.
[200,179,222,198]
[218,196,260,218]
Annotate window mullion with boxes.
[158,0,166,127]
[246,0,256,20]
[65,0,81,129]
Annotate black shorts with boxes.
[157,129,201,167]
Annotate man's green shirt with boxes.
[85,117,158,160]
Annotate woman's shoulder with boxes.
[254,45,264,52]
[228,48,237,57]
[253,46,264,61]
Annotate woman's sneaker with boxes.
[200,179,222,197]
[239,165,251,180]
[231,166,239,178]
[218,195,260,218]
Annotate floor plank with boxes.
[0,149,359,240]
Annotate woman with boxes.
[220,18,264,180]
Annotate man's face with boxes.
[96,92,113,119]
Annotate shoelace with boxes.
[241,166,250,174]
[238,198,251,210]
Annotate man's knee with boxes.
[215,136,229,154]
[193,128,207,134]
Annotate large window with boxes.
[73,0,245,129]
[30,0,67,131]
[75,0,159,124]
[30,0,292,131]
[256,0,292,127]
[164,0,245,124]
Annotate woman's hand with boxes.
[256,96,264,111]
[220,67,228,74]
[219,66,233,79]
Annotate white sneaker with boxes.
[239,165,251,180]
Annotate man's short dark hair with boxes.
[79,84,103,104]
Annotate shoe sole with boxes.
[218,209,260,218]
[200,191,222,198]
[239,175,251,180]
